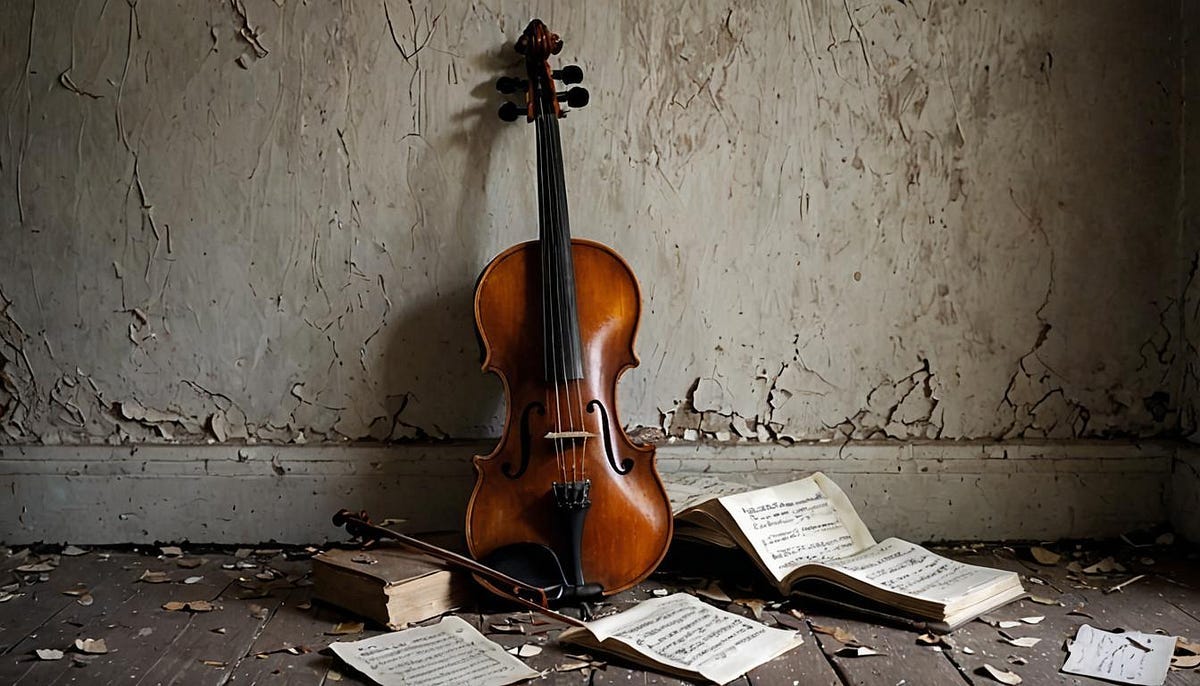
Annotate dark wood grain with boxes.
[939,547,1200,686]
[1,546,1197,686]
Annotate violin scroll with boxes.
[496,19,589,123]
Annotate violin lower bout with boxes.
[466,239,673,595]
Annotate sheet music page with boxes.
[661,473,750,515]
[582,593,802,685]
[328,616,539,686]
[1060,624,1175,686]
[717,473,876,583]
[815,538,1011,603]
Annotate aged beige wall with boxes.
[0,0,1188,446]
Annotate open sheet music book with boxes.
[664,472,1025,632]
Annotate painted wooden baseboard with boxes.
[0,440,1186,545]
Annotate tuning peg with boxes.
[498,101,524,122]
[556,87,589,109]
[496,76,527,94]
[553,65,583,84]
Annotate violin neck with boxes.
[534,111,584,383]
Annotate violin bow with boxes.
[331,509,587,627]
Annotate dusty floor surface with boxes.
[0,539,1197,685]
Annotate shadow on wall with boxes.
[377,42,519,443]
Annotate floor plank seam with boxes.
[1166,597,1200,625]
[937,642,977,686]
[803,623,852,686]
[131,613,198,686]
[219,588,286,685]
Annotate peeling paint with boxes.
[0,0,1191,446]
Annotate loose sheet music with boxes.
[662,473,751,515]
[717,473,875,583]
[328,616,539,686]
[581,593,802,685]
[1061,624,1175,686]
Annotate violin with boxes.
[465,19,673,599]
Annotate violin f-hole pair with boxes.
[465,19,674,603]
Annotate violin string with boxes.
[546,113,574,483]
[548,114,590,482]
[543,111,576,483]
[536,108,568,483]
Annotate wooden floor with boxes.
[0,541,1197,685]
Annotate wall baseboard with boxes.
[0,440,1185,545]
[1171,444,1200,543]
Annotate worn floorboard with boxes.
[0,552,131,657]
[0,544,1196,686]
[938,546,1200,686]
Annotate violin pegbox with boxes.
[496,19,589,123]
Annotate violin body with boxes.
[467,238,672,595]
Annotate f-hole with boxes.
[586,400,633,474]
[505,401,545,479]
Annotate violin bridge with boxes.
[544,430,597,440]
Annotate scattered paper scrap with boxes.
[1061,624,1174,685]
[327,621,365,636]
[177,558,203,569]
[812,624,858,645]
[201,659,226,667]
[78,593,94,606]
[329,616,538,686]
[62,584,89,597]
[1030,546,1061,565]
[1020,616,1044,625]
[74,638,108,655]
[506,644,542,657]
[1173,654,1200,669]
[249,605,270,620]
[835,646,882,657]
[963,646,976,655]
[489,623,524,634]
[650,588,669,597]
[62,545,88,557]
[162,600,215,613]
[916,633,955,650]
[1002,637,1042,648]
[16,561,57,573]
[1106,575,1148,595]
[1028,595,1062,606]
[734,598,767,620]
[160,546,183,557]
[140,570,170,584]
[692,580,732,603]
[553,659,597,673]
[184,576,203,584]
[978,663,1023,684]
[1008,656,1028,665]
[998,620,1022,629]
[1082,557,1126,575]
[35,649,64,661]
[0,592,21,603]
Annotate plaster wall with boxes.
[0,0,1187,447]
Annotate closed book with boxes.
[313,540,474,629]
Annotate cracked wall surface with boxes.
[1184,1,1200,442]
[0,0,1189,446]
